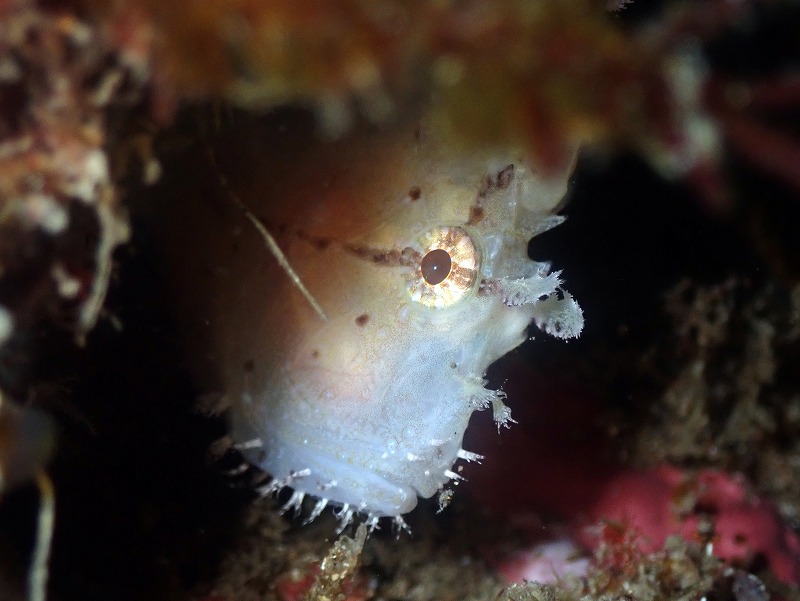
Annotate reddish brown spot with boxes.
[311,349,320,359]
[309,236,331,251]
[400,246,421,266]
[346,244,419,267]
[467,205,485,225]
[478,278,500,296]
[295,229,331,251]
[497,164,515,189]
[478,164,515,198]
[355,313,369,326]
[477,174,493,198]
[408,186,421,200]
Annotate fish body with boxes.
[159,114,582,523]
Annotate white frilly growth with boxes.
[532,290,584,339]
[489,269,584,339]
[462,375,516,428]
[499,271,562,307]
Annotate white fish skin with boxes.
[159,115,583,522]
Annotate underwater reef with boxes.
[1,1,800,600]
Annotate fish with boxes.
[155,112,583,531]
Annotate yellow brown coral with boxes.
[91,0,693,170]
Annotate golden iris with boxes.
[408,227,479,308]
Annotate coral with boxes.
[632,279,800,523]
[300,524,368,601]
[0,5,137,591]
[496,538,590,585]
[91,0,800,189]
[203,500,503,601]
[576,466,800,585]
[464,355,800,587]
[0,391,54,496]
[497,536,721,601]
[0,391,56,601]
[0,0,132,352]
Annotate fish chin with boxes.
[244,411,468,517]
[242,430,420,516]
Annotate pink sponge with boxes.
[465,373,799,585]
[573,465,800,584]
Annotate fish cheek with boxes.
[274,246,408,411]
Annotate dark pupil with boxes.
[421,248,452,285]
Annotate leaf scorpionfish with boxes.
[157,114,584,531]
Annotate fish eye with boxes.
[420,248,452,285]
[408,227,479,308]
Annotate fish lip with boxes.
[243,433,421,517]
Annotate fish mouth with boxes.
[244,434,420,518]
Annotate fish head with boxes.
[165,116,583,520]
